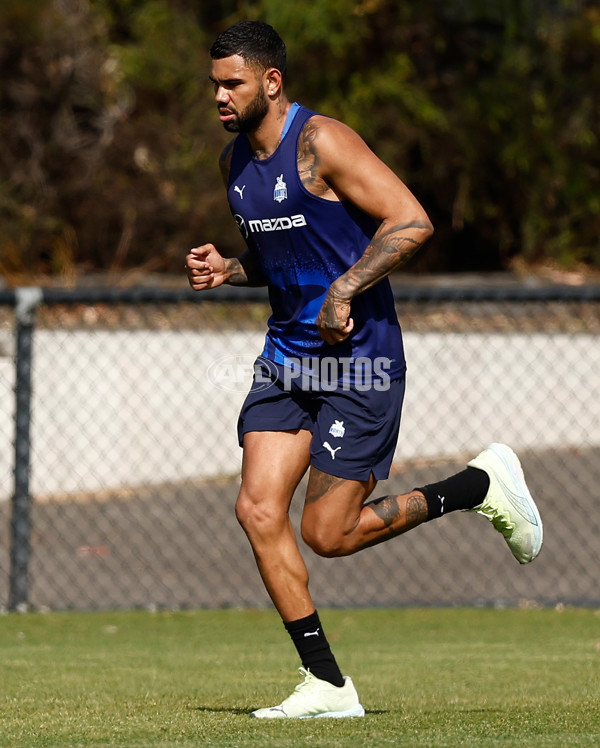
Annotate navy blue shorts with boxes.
[237,359,405,482]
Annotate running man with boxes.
[186,20,543,719]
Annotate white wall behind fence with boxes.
[0,329,598,499]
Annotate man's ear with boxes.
[265,67,283,97]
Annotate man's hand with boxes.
[316,289,354,345]
[186,244,228,290]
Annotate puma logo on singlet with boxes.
[234,185,246,199]
[323,442,341,460]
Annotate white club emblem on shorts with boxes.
[328,420,345,438]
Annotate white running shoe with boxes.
[250,667,365,719]
[467,443,543,564]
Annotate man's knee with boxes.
[301,519,347,558]
[235,490,285,537]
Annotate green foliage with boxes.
[0,0,236,279]
[0,0,599,278]
[115,1,204,99]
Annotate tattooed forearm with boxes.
[223,258,249,285]
[225,252,267,287]
[332,218,432,299]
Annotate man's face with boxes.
[210,55,270,133]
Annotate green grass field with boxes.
[0,607,598,747]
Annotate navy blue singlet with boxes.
[227,104,405,385]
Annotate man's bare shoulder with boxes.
[218,138,236,185]
[299,114,364,150]
[297,115,373,198]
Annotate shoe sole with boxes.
[300,705,365,719]
[251,705,365,719]
[469,443,543,563]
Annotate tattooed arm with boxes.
[186,141,267,290]
[186,245,266,289]
[298,116,433,343]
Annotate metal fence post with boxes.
[9,287,42,612]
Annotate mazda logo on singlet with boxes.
[234,213,307,238]
[234,213,248,239]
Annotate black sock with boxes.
[284,611,345,688]
[417,466,490,521]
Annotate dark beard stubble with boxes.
[223,84,269,133]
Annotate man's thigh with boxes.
[302,465,377,541]
[241,429,312,504]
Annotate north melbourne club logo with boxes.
[328,420,345,438]
[273,174,287,202]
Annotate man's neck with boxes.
[248,97,292,160]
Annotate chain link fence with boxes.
[1,283,599,612]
